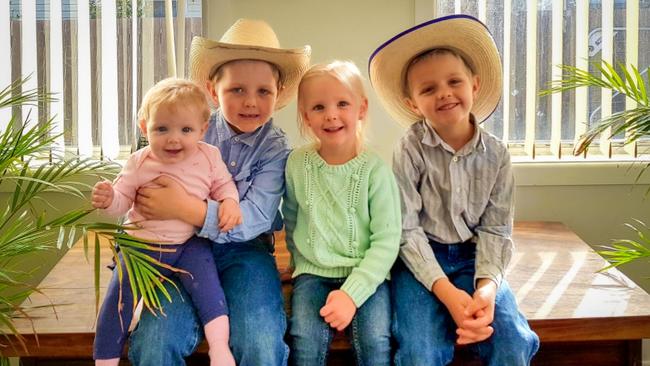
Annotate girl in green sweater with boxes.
[282,60,402,366]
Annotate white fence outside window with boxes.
[2,0,649,161]
[2,0,202,160]
[435,0,650,159]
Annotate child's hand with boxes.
[456,319,494,345]
[457,279,497,344]
[92,180,114,209]
[218,198,242,232]
[136,176,208,227]
[319,290,357,331]
[433,278,474,329]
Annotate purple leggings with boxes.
[93,236,226,360]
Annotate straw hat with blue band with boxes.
[368,14,502,126]
[189,18,311,110]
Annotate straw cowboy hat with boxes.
[189,18,311,109]
[368,14,502,126]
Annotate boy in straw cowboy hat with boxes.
[369,15,539,365]
[127,19,310,366]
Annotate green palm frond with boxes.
[542,62,650,278]
[597,220,650,272]
[0,77,182,357]
[82,226,187,316]
[0,75,52,111]
[572,108,650,155]
[540,60,650,155]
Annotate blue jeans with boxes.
[94,236,226,359]
[288,274,391,366]
[391,242,539,366]
[128,237,289,366]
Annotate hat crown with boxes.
[368,15,502,126]
[220,18,281,49]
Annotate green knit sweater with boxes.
[282,145,402,306]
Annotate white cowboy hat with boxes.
[189,18,311,110]
[368,14,502,126]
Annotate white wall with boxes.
[204,0,413,163]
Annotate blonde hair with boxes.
[403,48,474,97]
[138,78,211,124]
[297,60,368,149]
[209,59,282,88]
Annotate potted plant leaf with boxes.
[541,60,650,273]
[0,77,182,362]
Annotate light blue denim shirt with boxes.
[393,117,514,290]
[198,110,290,244]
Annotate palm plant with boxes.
[0,78,182,358]
[540,60,650,155]
[541,60,650,272]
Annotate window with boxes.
[434,0,650,159]
[2,0,203,160]
[4,1,648,161]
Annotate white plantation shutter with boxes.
[21,0,37,130]
[0,2,11,132]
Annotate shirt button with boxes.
[452,156,459,162]
[230,161,236,167]
[351,241,358,246]
[349,207,356,213]
[351,174,359,181]
[456,187,461,193]
[234,137,239,142]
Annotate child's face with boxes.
[207,60,278,134]
[299,74,367,152]
[139,102,208,164]
[405,53,479,130]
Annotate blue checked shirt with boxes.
[197,110,290,244]
[393,117,514,290]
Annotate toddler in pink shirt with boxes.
[92,78,238,366]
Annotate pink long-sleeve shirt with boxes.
[104,141,239,244]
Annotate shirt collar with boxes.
[421,114,485,155]
[214,109,270,147]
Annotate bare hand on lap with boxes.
[320,290,357,331]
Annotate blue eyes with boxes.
[230,87,272,96]
[152,126,193,133]
[311,101,350,111]
[419,80,464,95]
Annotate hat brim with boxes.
[369,14,502,126]
[189,36,311,110]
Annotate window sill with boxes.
[513,160,650,186]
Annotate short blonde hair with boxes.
[209,59,282,88]
[138,78,211,124]
[403,48,474,97]
[297,60,368,148]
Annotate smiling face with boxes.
[139,102,208,164]
[405,51,479,132]
[298,74,368,155]
[207,60,279,134]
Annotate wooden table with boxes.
[3,222,650,365]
